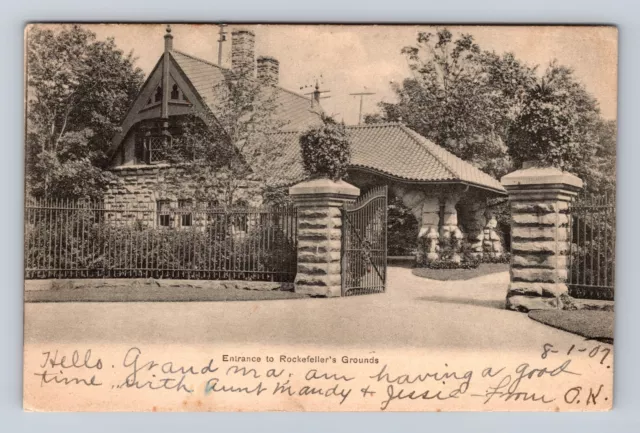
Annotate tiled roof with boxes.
[270,123,506,193]
[171,50,323,131]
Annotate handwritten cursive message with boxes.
[25,342,613,412]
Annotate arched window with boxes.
[154,86,162,103]
[171,84,179,100]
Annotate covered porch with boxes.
[347,169,506,264]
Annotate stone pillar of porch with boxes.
[440,195,464,263]
[482,210,504,259]
[289,178,359,297]
[501,164,583,312]
[460,200,487,259]
[417,196,440,263]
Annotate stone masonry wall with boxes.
[295,204,344,296]
[104,164,263,226]
[508,200,571,310]
[290,179,359,297]
[502,165,583,312]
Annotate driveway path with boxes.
[24,267,598,351]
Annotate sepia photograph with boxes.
[23,23,617,412]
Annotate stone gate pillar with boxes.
[501,164,583,311]
[289,178,360,297]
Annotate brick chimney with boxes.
[257,56,279,85]
[231,29,255,77]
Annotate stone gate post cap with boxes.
[289,178,360,197]
[501,166,583,190]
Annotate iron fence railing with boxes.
[24,198,297,282]
[568,192,616,300]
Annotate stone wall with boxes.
[104,164,263,226]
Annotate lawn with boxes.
[411,263,509,281]
[528,310,614,343]
[25,279,307,303]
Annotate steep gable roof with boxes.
[270,123,506,194]
[109,49,323,159]
[170,50,322,132]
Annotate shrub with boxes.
[25,211,297,282]
[421,258,480,270]
[387,195,419,256]
[481,252,511,264]
[261,184,292,207]
[299,114,351,180]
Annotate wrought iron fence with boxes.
[24,198,298,282]
[568,193,616,300]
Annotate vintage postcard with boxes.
[23,23,617,412]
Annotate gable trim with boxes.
[108,55,164,160]
[108,51,220,164]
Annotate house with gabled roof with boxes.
[106,26,506,261]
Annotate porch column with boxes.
[482,210,504,259]
[440,195,464,263]
[501,164,583,312]
[289,178,359,297]
[418,196,440,262]
[460,200,486,259]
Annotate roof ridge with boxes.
[346,122,404,129]
[399,124,458,179]
[268,130,299,135]
[171,49,228,71]
[276,86,317,103]
[399,124,504,192]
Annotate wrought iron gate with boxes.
[341,186,388,296]
[568,193,616,300]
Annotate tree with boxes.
[371,28,616,195]
[299,114,351,181]
[161,69,291,207]
[370,29,535,178]
[587,118,617,194]
[508,62,615,194]
[26,24,145,200]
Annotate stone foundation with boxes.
[501,164,583,312]
[290,178,359,297]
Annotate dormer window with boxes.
[154,86,162,103]
[171,84,180,100]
